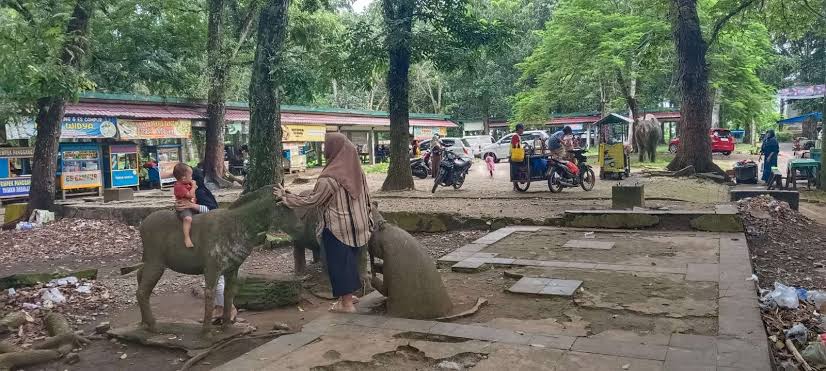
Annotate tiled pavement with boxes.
[217,227,771,370]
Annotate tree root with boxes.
[178,330,292,371]
[0,312,90,370]
[0,312,26,334]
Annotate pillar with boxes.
[369,128,376,165]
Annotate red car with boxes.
[669,128,735,156]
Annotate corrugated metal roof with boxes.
[66,100,456,128]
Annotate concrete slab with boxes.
[562,239,616,250]
[451,259,488,272]
[507,277,583,297]
[507,277,548,294]
[539,279,583,297]
[571,337,668,361]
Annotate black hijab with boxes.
[192,168,219,210]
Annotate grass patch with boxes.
[363,162,389,174]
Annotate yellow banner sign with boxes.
[283,125,326,142]
[118,120,192,139]
[61,170,102,190]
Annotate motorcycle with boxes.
[410,156,429,179]
[547,148,596,193]
[431,150,471,193]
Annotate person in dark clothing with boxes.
[192,168,219,210]
[760,129,780,184]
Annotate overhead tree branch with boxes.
[706,0,757,49]
[1,0,36,26]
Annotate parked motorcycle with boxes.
[431,150,471,193]
[411,157,429,179]
[547,148,596,193]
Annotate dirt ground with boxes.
[0,215,483,371]
[438,267,718,337]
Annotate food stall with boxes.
[103,143,140,189]
[118,119,191,188]
[282,124,325,172]
[57,143,103,199]
[0,147,33,200]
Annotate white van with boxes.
[480,130,548,163]
[462,135,495,157]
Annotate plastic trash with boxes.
[21,303,40,310]
[6,288,15,297]
[75,285,92,294]
[746,274,758,282]
[785,323,809,343]
[798,288,809,301]
[28,209,55,225]
[15,222,34,230]
[49,276,78,287]
[767,282,800,309]
[40,287,66,304]
[802,341,826,369]
[810,291,826,309]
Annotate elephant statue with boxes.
[633,114,663,163]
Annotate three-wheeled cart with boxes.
[593,114,632,180]
[510,145,551,192]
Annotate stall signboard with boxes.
[5,119,36,140]
[159,161,176,183]
[61,171,101,190]
[6,117,118,139]
[0,147,34,158]
[283,125,326,142]
[118,120,192,139]
[61,117,118,138]
[111,169,139,187]
[0,177,31,198]
[412,126,447,138]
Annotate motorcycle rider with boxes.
[548,126,573,160]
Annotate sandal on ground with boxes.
[328,301,357,314]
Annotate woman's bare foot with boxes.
[185,239,194,248]
[329,301,357,313]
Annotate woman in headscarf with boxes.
[760,129,780,184]
[274,133,372,313]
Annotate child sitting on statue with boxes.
[172,163,198,248]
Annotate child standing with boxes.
[485,154,495,178]
[173,163,197,248]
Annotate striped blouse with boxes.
[282,177,372,247]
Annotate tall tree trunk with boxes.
[380,0,415,191]
[26,0,94,216]
[245,0,290,192]
[666,0,721,173]
[710,87,721,129]
[204,0,231,187]
[481,93,491,135]
[617,70,640,151]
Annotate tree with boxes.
[244,0,291,192]
[0,0,97,216]
[379,0,415,190]
[203,0,231,186]
[515,0,671,132]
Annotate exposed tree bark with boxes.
[203,0,231,187]
[245,0,290,192]
[26,0,94,216]
[617,70,640,151]
[666,0,722,174]
[380,0,415,191]
[710,87,721,128]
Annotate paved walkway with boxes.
[218,227,770,371]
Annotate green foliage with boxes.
[0,1,96,114]
[513,0,672,122]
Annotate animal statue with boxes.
[137,185,304,334]
[633,114,663,163]
[368,212,453,319]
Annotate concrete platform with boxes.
[217,226,770,371]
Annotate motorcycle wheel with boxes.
[432,169,444,193]
[580,167,596,191]
[548,172,563,193]
[412,166,428,179]
[513,181,530,192]
[453,170,467,189]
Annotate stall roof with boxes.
[777,112,822,126]
[67,92,456,128]
[593,113,632,126]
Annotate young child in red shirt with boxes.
[172,163,198,248]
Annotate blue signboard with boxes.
[111,169,139,187]
[61,117,118,138]
[0,177,31,198]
